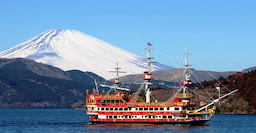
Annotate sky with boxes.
[0,0,255,72]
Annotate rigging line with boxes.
[191,90,210,103]
[189,56,232,92]
[164,69,183,85]
[189,69,215,101]
[204,70,232,92]
[132,81,146,102]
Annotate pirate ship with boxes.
[85,43,237,125]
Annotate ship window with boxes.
[174,115,181,118]
[124,115,130,119]
[144,108,148,111]
[101,100,105,103]
[106,108,109,111]
[114,108,118,111]
[114,116,117,119]
[160,108,164,111]
[109,115,113,119]
[107,100,110,103]
[168,115,172,119]
[139,108,143,111]
[116,100,119,103]
[155,108,159,111]
[119,108,123,111]
[106,115,109,119]
[175,107,179,111]
[110,108,113,111]
[163,116,167,119]
[124,108,128,111]
[111,100,115,103]
[148,115,155,119]
[149,108,153,111]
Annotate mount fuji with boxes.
[0,29,173,79]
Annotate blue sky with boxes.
[0,0,255,72]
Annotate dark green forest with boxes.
[0,58,106,108]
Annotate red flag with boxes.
[147,42,152,46]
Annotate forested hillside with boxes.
[0,58,107,108]
[197,70,256,114]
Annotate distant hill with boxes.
[0,58,107,108]
[118,68,237,84]
[242,66,256,72]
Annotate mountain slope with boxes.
[118,68,237,84]
[0,68,90,108]
[0,29,173,79]
[0,58,109,108]
[242,66,256,72]
[194,70,256,113]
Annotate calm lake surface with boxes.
[0,109,255,133]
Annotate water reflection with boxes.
[84,122,213,133]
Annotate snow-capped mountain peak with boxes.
[0,29,173,79]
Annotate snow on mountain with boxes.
[0,29,173,79]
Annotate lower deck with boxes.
[88,113,211,125]
[89,118,208,125]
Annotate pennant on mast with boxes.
[147,42,152,46]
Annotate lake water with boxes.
[0,109,255,133]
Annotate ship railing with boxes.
[99,94,123,99]
[135,102,172,106]
[175,93,194,98]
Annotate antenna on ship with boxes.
[143,42,156,103]
[109,62,126,92]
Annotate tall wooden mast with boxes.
[144,42,154,103]
[183,49,191,94]
[109,63,126,91]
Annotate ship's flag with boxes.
[147,42,152,46]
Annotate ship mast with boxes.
[144,42,154,103]
[109,63,126,92]
[183,49,191,94]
